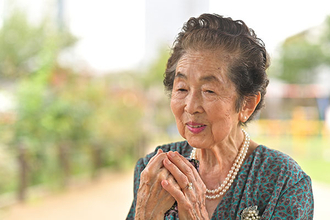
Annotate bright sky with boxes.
[67,0,330,73]
[210,0,330,57]
[66,0,146,73]
[1,0,330,73]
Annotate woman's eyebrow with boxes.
[174,72,187,79]
[175,73,221,83]
[200,75,220,83]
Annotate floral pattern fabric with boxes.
[126,141,314,219]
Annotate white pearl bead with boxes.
[201,128,250,200]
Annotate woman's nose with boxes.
[184,91,203,115]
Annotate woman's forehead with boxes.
[175,50,232,83]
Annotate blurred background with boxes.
[0,0,329,219]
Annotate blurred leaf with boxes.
[141,46,170,88]
[0,9,77,79]
[272,15,330,84]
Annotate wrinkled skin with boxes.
[135,149,176,219]
[135,49,260,219]
[162,151,209,219]
[135,149,209,220]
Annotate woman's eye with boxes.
[178,88,187,92]
[205,90,214,94]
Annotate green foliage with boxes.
[139,47,175,135]
[141,46,170,89]
[276,35,325,83]
[0,7,176,198]
[320,16,330,65]
[0,9,77,79]
[271,15,330,84]
[0,8,145,195]
[2,65,146,192]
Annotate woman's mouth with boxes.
[186,122,206,134]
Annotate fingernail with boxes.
[169,151,176,157]
[162,180,168,186]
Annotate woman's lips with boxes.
[186,122,206,134]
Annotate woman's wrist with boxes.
[135,212,165,220]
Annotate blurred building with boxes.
[266,80,329,119]
[264,19,330,123]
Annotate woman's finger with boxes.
[161,177,197,205]
[148,148,163,164]
[163,156,192,190]
[166,151,197,182]
[175,152,204,184]
[169,151,196,173]
[161,178,186,201]
[137,167,176,218]
[144,149,167,175]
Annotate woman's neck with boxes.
[196,128,245,188]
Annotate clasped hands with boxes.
[135,149,209,220]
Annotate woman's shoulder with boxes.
[254,145,302,168]
[250,145,310,184]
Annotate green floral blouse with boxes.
[126,141,314,219]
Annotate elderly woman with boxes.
[127,13,314,219]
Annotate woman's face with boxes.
[170,50,240,149]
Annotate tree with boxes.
[0,8,77,200]
[0,9,76,80]
[320,16,330,66]
[271,16,330,84]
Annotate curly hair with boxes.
[163,13,270,124]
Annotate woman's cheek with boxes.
[170,95,184,115]
[176,121,186,138]
[170,97,186,137]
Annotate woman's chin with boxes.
[186,137,208,149]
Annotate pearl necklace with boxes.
[190,128,250,199]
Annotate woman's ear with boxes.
[239,92,261,123]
